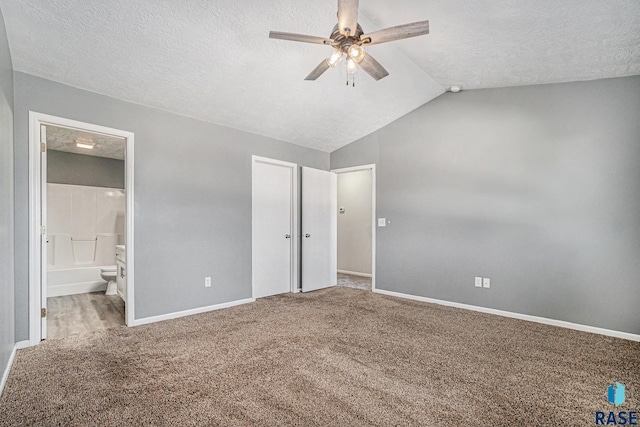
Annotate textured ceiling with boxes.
[46,125,125,160]
[1,0,639,152]
[363,0,640,90]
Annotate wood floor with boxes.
[337,273,372,290]
[47,292,125,339]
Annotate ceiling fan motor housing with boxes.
[330,23,365,53]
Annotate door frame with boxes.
[331,164,377,291]
[28,112,135,345]
[251,155,299,298]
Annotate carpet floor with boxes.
[1,287,638,426]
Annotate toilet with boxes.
[100,266,117,295]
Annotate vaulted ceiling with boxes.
[2,0,639,152]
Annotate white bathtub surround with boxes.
[47,184,125,244]
[47,183,125,296]
[48,233,119,267]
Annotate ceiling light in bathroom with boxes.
[75,139,95,149]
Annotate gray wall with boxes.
[47,150,125,189]
[14,72,329,339]
[0,6,14,385]
[331,76,640,335]
[337,170,372,275]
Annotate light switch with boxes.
[483,278,490,288]
[378,218,386,227]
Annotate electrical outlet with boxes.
[483,278,490,288]
[475,277,483,288]
[205,277,211,288]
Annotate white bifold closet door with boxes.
[301,167,337,292]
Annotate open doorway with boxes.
[332,165,376,291]
[28,113,135,345]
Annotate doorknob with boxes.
[285,234,291,239]
[305,234,311,238]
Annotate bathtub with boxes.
[46,233,120,297]
[47,265,109,297]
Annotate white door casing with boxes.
[28,112,135,345]
[301,167,337,293]
[252,156,298,298]
[40,125,48,339]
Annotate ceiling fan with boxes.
[269,0,429,85]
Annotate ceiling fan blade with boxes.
[337,0,359,36]
[269,31,334,45]
[305,60,331,80]
[359,53,389,81]
[360,20,429,46]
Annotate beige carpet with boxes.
[1,287,638,426]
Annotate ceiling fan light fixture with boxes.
[269,1,430,83]
[347,44,365,63]
[327,49,344,68]
[346,57,358,75]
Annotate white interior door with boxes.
[302,167,337,292]
[40,124,47,339]
[252,158,295,298]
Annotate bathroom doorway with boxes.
[332,165,376,292]
[28,113,135,344]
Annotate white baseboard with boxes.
[374,289,640,342]
[15,340,30,350]
[130,298,255,327]
[48,281,107,297]
[1,344,17,398]
[338,269,372,278]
